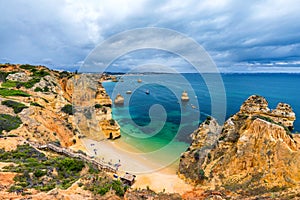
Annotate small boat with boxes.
[145,90,150,95]
[137,78,142,83]
[126,90,132,94]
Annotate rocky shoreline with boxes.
[1,63,300,199]
[0,64,120,146]
[179,95,300,199]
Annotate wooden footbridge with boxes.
[29,142,117,173]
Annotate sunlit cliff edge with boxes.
[1,63,300,199]
[179,95,300,199]
[0,63,120,148]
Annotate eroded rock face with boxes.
[114,93,124,105]
[240,95,296,130]
[95,82,112,106]
[72,75,120,140]
[6,72,31,82]
[179,95,300,196]
[124,189,182,200]
[240,95,270,114]
[0,64,120,146]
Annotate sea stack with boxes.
[181,91,189,101]
[114,93,124,105]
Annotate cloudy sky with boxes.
[0,0,300,72]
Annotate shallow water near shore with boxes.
[102,73,300,168]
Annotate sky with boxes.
[0,0,300,73]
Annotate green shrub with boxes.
[38,184,56,192]
[111,180,128,196]
[2,100,28,113]
[95,104,102,109]
[53,140,61,146]
[0,145,44,162]
[56,157,84,173]
[20,64,35,70]
[82,174,129,197]
[34,169,47,177]
[22,78,40,88]
[43,86,49,92]
[30,102,44,108]
[42,97,49,103]
[88,163,100,174]
[0,114,22,134]
[32,70,50,77]
[2,78,40,89]
[199,169,207,180]
[59,71,72,79]
[34,87,43,92]
[1,80,18,88]
[8,185,23,193]
[6,134,18,137]
[0,88,30,97]
[61,104,74,115]
[109,119,115,126]
[0,145,85,192]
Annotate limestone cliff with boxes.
[179,95,300,196]
[72,74,120,140]
[0,64,120,147]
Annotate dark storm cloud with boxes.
[0,0,300,72]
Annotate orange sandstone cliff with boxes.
[0,64,120,148]
[179,95,300,198]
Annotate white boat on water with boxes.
[126,90,132,94]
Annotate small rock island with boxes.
[114,93,124,105]
[181,90,189,101]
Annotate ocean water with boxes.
[103,73,300,160]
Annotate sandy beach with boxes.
[81,138,193,194]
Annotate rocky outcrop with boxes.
[114,93,124,105]
[240,95,296,130]
[99,119,121,139]
[6,72,31,82]
[179,95,300,196]
[181,91,189,101]
[72,75,120,140]
[95,81,112,106]
[0,64,120,146]
[124,189,182,200]
[182,189,228,200]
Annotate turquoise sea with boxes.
[103,73,300,161]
